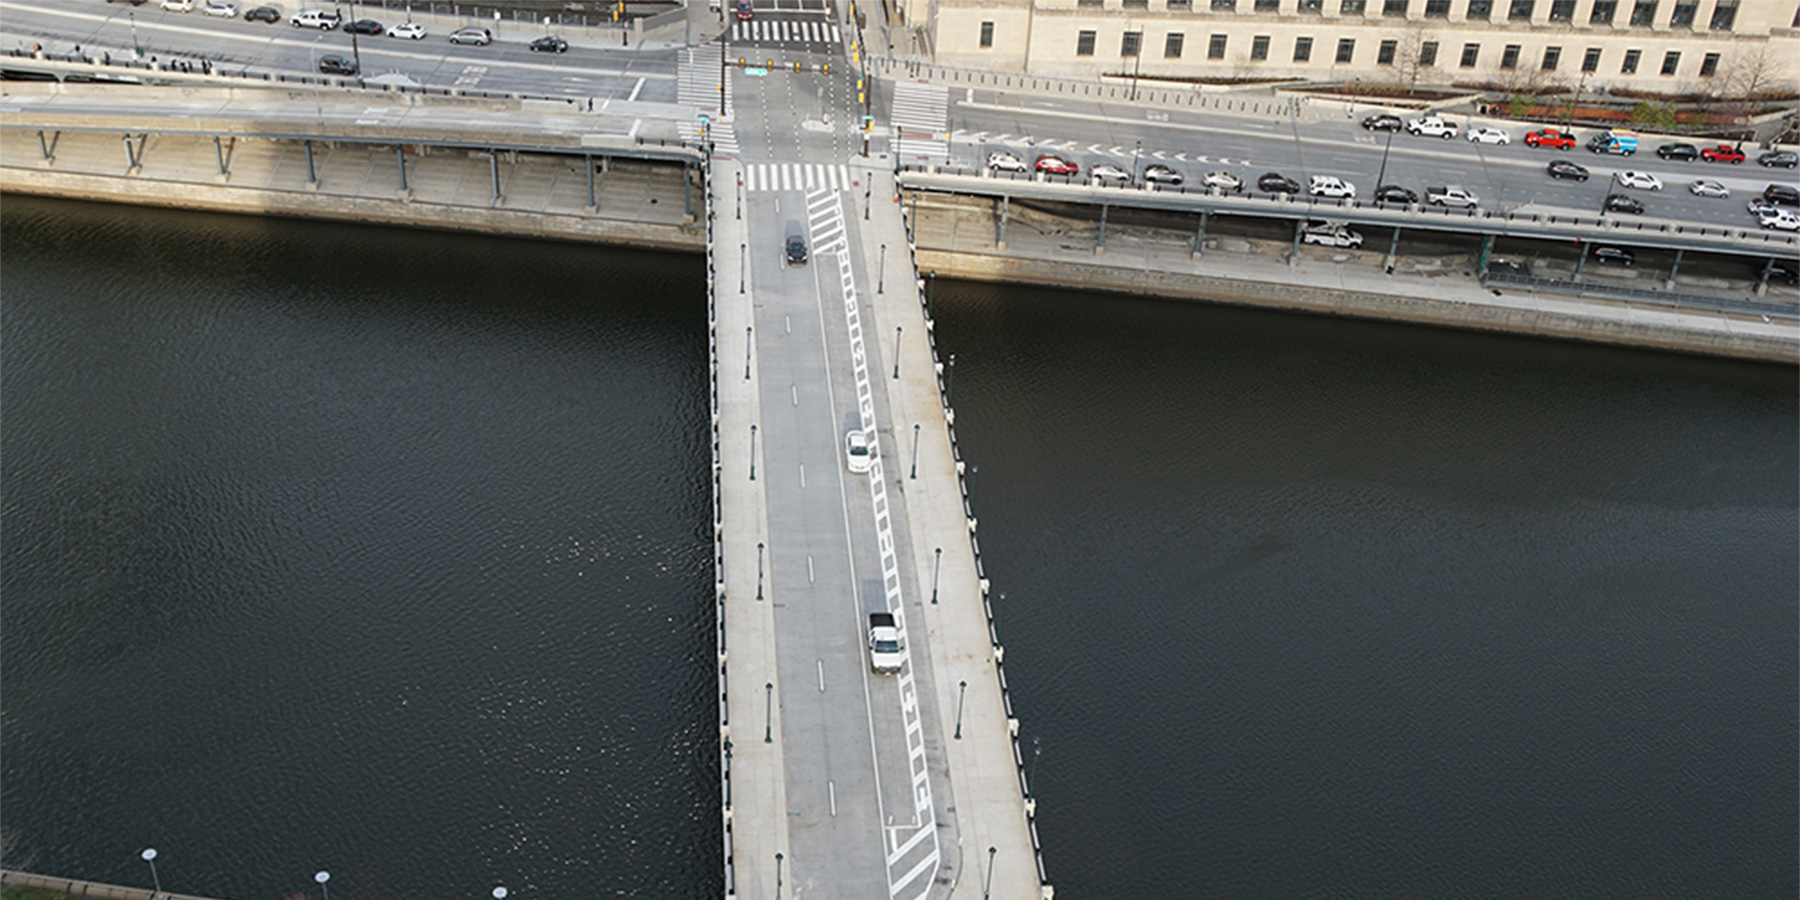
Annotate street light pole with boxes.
[954,680,967,739]
[982,847,997,900]
[764,681,774,742]
[749,424,757,481]
[757,541,765,600]
[909,422,920,479]
[315,871,331,900]
[1375,126,1396,199]
[141,848,162,899]
[930,547,942,604]
[892,325,902,379]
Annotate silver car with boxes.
[448,26,492,45]
[1688,179,1729,198]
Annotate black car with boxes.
[244,5,280,21]
[1257,173,1301,194]
[1374,184,1417,205]
[318,54,358,75]
[1756,262,1799,285]
[343,19,384,35]
[785,233,807,265]
[1758,150,1798,168]
[529,36,569,53]
[1655,142,1698,161]
[1591,245,1635,266]
[1547,159,1589,181]
[1603,193,1644,214]
[1361,114,1402,132]
[1764,184,1800,206]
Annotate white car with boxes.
[986,151,1026,172]
[1614,170,1664,191]
[845,429,872,473]
[1089,163,1131,185]
[1201,170,1242,192]
[1688,179,1729,198]
[161,0,195,10]
[291,9,341,28]
[1301,224,1364,248]
[1407,116,1458,139]
[1466,126,1511,145]
[1308,175,1356,198]
[1759,208,1800,231]
[389,22,427,39]
[201,1,237,16]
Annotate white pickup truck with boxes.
[868,612,905,673]
[1407,116,1459,139]
[1425,185,1480,208]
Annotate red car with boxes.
[735,0,752,21]
[1701,144,1745,163]
[1034,154,1078,175]
[1524,128,1576,149]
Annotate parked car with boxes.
[1614,170,1663,191]
[1524,127,1576,149]
[1202,170,1243,192]
[1308,175,1355,198]
[1547,159,1589,181]
[529,35,569,53]
[1603,193,1645,214]
[1300,222,1364,248]
[201,1,238,16]
[290,9,340,28]
[1361,114,1402,132]
[389,22,426,39]
[1374,184,1417,205]
[1700,144,1745,163]
[1034,154,1078,175]
[1756,262,1799,285]
[1655,142,1698,161]
[1590,245,1635,266]
[343,19,383,35]
[1258,173,1301,194]
[1466,126,1510,145]
[1688,179,1729,198]
[1142,164,1183,185]
[1407,116,1458,139]
[244,6,280,22]
[844,429,872,473]
[1758,150,1798,168]
[448,26,492,45]
[1089,162,1131,185]
[317,53,357,75]
[986,151,1026,172]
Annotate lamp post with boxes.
[749,424,757,481]
[954,680,967,739]
[1132,138,1142,186]
[141,848,162,899]
[1374,125,1397,198]
[775,852,784,899]
[878,243,886,293]
[892,325,902,379]
[744,325,752,380]
[982,847,997,900]
[315,871,331,900]
[757,541,765,600]
[930,547,942,604]
[909,423,920,479]
[128,10,141,58]
[764,681,774,742]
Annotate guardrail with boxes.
[1483,270,1800,321]
[702,153,735,900]
[870,56,1301,119]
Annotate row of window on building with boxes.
[1070,0,1751,29]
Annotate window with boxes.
[1169,0,1193,6]
[1255,0,1280,9]
[1294,36,1314,61]
[1378,38,1397,64]
[1660,49,1679,74]
[1419,40,1438,66]
[1123,0,1148,7]
[1251,34,1270,59]
[1383,0,1408,14]
[1424,0,1449,14]
[1077,0,1103,7]
[1460,42,1480,67]
[1467,0,1493,18]
[1166,32,1186,59]
[1549,0,1575,20]
[1500,44,1520,68]
[1336,37,1355,62]
[1298,0,1324,11]
[1709,0,1737,30]
[1076,30,1096,56]
[979,21,994,48]
[1590,0,1616,24]
[1121,30,1142,57]
[1509,0,1534,20]
[1629,1,1655,26]
[1542,45,1560,69]
[1668,1,1695,26]
[1209,0,1235,8]
[1341,0,1366,13]
[1582,47,1601,71]
[1699,51,1719,76]
[1621,48,1640,73]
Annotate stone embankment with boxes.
[3,868,230,900]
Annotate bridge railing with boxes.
[701,150,736,900]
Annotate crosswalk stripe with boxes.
[740,163,854,193]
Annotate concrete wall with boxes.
[2,868,232,900]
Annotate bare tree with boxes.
[1393,21,1435,95]
[1721,44,1791,119]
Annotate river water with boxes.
[3,196,1794,899]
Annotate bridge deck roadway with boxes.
[713,146,1045,897]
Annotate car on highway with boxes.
[1361,114,1402,132]
[1466,126,1510,145]
[1759,208,1800,231]
[344,19,384,35]
[201,1,237,16]
[1202,170,1242,192]
[1406,116,1458,139]
[1688,179,1729,198]
[1603,193,1645,214]
[317,53,357,75]
[986,151,1026,172]
[1089,162,1131,185]
[1257,172,1300,194]
[1590,245,1635,266]
[844,429,872,473]
[1308,175,1355,198]
[1614,171,1663,191]
[529,36,569,53]
[1655,142,1698,161]
[1142,164,1183,185]
[736,0,753,21]
[1524,127,1576,149]
[1425,185,1479,207]
[1757,262,1799,285]
[1547,159,1589,181]
[448,26,492,45]
[1300,222,1364,248]
[1759,150,1799,168]
[867,612,903,672]
[1763,184,1800,206]
[244,6,279,22]
[784,224,807,265]
[291,9,340,28]
[160,0,194,11]
[389,22,426,39]
[1034,154,1078,175]
[1374,184,1416,205]
[1747,197,1781,217]
[1700,144,1745,163]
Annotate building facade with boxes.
[897,0,1800,98]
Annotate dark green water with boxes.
[3,195,1795,899]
